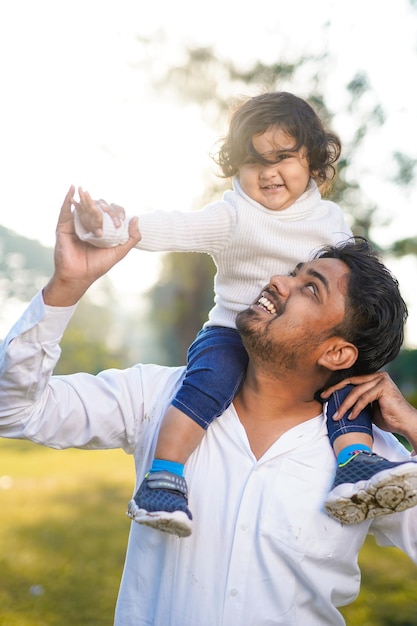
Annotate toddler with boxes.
[75,92,417,536]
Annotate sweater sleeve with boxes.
[74,202,237,256]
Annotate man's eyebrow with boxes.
[306,268,330,294]
[292,263,330,294]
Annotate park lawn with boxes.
[1,439,417,625]
[0,439,134,626]
[340,535,417,625]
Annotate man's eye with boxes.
[306,283,317,295]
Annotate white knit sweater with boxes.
[75,178,352,328]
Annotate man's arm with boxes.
[43,186,141,306]
[0,187,142,446]
[322,372,417,453]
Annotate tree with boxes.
[145,251,215,365]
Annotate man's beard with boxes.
[236,307,299,374]
[236,306,326,377]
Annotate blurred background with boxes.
[1,1,417,624]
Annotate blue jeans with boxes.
[172,326,248,429]
[325,384,373,446]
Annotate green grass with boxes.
[340,535,417,625]
[0,440,133,626]
[1,440,417,625]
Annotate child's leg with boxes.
[324,384,417,525]
[326,384,373,465]
[127,326,248,536]
[153,325,248,466]
[154,405,206,465]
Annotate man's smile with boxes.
[255,292,277,315]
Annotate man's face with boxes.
[236,258,350,375]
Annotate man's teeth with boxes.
[257,296,277,315]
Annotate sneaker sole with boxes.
[126,499,192,537]
[324,462,417,524]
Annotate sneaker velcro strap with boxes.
[146,471,188,497]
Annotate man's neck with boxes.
[234,367,324,460]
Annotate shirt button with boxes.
[240,523,248,531]
[230,589,238,597]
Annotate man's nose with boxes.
[269,274,290,298]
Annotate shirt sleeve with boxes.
[0,292,142,452]
[369,427,417,563]
[74,201,237,256]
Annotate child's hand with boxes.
[73,187,126,237]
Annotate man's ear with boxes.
[317,338,358,371]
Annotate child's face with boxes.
[238,126,310,211]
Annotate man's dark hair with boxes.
[316,238,408,381]
[213,91,341,188]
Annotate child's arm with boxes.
[74,190,236,253]
[73,187,135,248]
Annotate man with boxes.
[1,187,416,626]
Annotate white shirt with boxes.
[1,293,416,626]
[75,179,352,327]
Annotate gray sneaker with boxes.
[324,451,417,524]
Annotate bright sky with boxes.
[1,0,417,344]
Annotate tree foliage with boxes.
[145,252,215,365]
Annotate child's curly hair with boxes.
[213,92,341,190]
